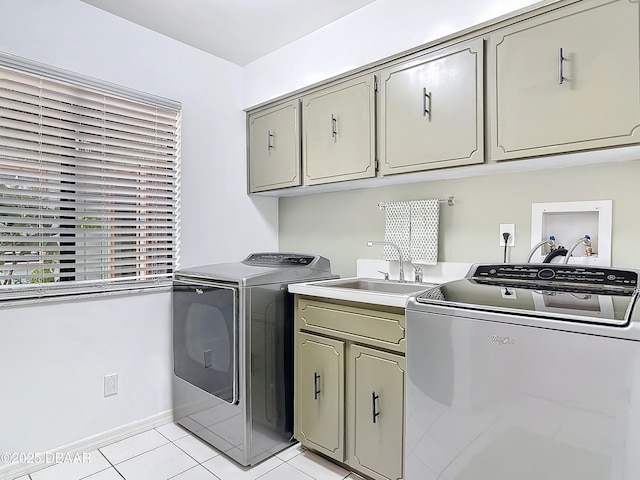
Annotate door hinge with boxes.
[374,77,378,93]
[375,159,379,171]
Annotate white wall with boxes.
[242,0,548,107]
[0,0,278,463]
[278,160,640,277]
[1,292,172,454]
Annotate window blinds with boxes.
[0,64,181,300]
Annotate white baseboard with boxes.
[0,410,174,480]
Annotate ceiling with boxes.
[79,0,377,66]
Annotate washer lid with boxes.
[174,252,334,286]
[415,264,640,327]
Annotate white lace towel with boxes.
[409,199,440,264]
[383,201,410,262]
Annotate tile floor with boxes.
[12,424,364,480]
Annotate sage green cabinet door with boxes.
[248,100,300,192]
[380,39,484,175]
[348,345,405,480]
[295,332,344,461]
[490,0,640,161]
[302,75,376,185]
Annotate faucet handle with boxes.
[378,270,390,281]
[414,267,423,283]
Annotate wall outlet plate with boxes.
[499,224,515,246]
[104,373,118,397]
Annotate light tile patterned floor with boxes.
[13,424,365,480]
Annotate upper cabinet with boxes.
[489,0,640,161]
[247,100,301,193]
[247,0,640,195]
[379,39,484,175]
[302,75,377,185]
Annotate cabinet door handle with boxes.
[314,372,321,400]
[558,48,564,85]
[267,130,274,151]
[372,391,380,423]
[331,114,337,140]
[423,88,431,120]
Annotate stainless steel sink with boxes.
[311,278,436,295]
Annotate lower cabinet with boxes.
[294,296,406,480]
[295,332,345,461]
[347,345,405,480]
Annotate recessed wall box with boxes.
[530,200,612,266]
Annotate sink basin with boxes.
[311,278,435,295]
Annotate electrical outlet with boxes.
[499,224,515,247]
[104,373,118,397]
[501,287,517,299]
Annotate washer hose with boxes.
[543,247,567,263]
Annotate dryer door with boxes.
[173,279,238,404]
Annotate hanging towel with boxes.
[409,199,440,264]
[383,201,411,262]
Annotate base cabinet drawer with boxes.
[297,297,405,353]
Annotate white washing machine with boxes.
[405,263,640,480]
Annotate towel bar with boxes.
[378,196,455,209]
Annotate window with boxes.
[0,61,181,300]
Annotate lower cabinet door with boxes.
[295,332,345,461]
[348,345,405,480]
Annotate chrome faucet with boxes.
[406,260,423,282]
[367,241,423,282]
[368,241,405,282]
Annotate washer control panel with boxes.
[472,264,638,288]
[243,253,317,266]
